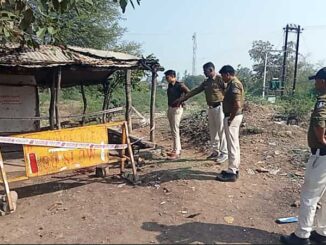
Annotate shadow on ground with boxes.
[142,221,280,244]
[9,167,218,199]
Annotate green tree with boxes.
[0,0,140,47]
[183,75,205,89]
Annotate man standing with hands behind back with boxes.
[165,69,190,160]
[215,65,244,182]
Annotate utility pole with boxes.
[292,25,303,94]
[192,32,197,76]
[262,52,268,98]
[281,24,303,95]
[281,24,289,96]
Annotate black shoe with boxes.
[310,231,326,244]
[215,171,238,182]
[280,233,310,245]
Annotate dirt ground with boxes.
[0,103,311,244]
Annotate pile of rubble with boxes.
[180,110,210,150]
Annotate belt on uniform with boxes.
[224,111,243,117]
[311,148,326,156]
[208,102,221,108]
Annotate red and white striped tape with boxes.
[0,136,127,150]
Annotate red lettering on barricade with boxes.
[29,153,38,173]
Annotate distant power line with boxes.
[304,25,326,30]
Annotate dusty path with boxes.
[0,103,308,244]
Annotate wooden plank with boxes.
[124,122,137,180]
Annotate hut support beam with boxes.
[150,69,157,142]
[124,70,132,133]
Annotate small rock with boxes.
[117,183,126,188]
[274,150,281,155]
[163,187,170,193]
[291,200,300,208]
[269,142,277,146]
[180,210,188,214]
[160,201,166,205]
[294,172,304,177]
[269,169,281,175]
[247,169,255,175]
[256,168,269,173]
[224,216,234,224]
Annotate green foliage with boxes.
[183,74,205,89]
[276,93,315,121]
[0,0,140,47]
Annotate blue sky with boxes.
[121,0,326,77]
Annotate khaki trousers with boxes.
[295,151,326,238]
[208,105,228,155]
[224,114,243,174]
[167,107,183,154]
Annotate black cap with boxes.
[309,67,326,80]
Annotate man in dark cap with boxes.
[281,67,326,245]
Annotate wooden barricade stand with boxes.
[0,121,137,215]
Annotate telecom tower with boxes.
[192,32,197,76]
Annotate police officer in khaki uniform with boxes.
[174,62,228,163]
[165,70,190,160]
[281,67,326,245]
[216,65,244,182]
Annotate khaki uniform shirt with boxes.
[183,75,225,106]
[223,77,245,114]
[308,93,326,149]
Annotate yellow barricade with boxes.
[0,121,137,214]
